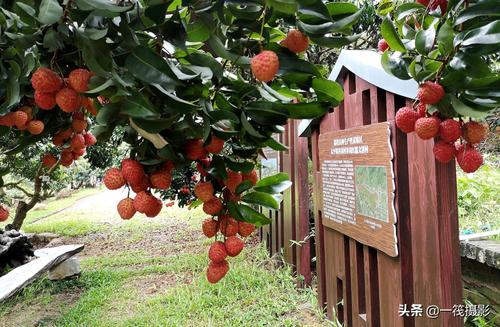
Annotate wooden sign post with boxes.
[318,122,398,257]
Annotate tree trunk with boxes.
[6,165,43,231]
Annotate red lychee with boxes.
[439,119,461,143]
[433,141,456,163]
[31,67,62,93]
[56,88,81,112]
[117,198,136,220]
[378,39,389,52]
[395,107,420,133]
[224,236,244,257]
[150,171,172,190]
[202,218,219,238]
[456,144,483,173]
[185,139,207,161]
[103,168,126,190]
[282,29,309,53]
[242,170,258,186]
[84,132,97,146]
[0,205,9,222]
[203,197,223,216]
[208,241,227,263]
[251,51,279,82]
[238,221,256,237]
[35,91,56,110]
[219,215,239,237]
[121,159,145,186]
[205,135,225,154]
[206,259,229,284]
[68,68,92,93]
[417,81,445,105]
[27,120,44,135]
[463,121,488,144]
[415,116,441,140]
[225,170,242,193]
[42,153,58,169]
[194,182,214,202]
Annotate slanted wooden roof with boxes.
[299,50,419,136]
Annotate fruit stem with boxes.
[258,3,267,51]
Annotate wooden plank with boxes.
[295,121,312,286]
[0,244,84,301]
[435,160,462,326]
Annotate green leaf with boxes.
[437,20,454,56]
[96,103,121,125]
[207,36,251,66]
[209,155,227,180]
[381,16,406,52]
[395,2,425,21]
[241,112,265,138]
[312,78,344,103]
[132,115,180,133]
[254,173,292,193]
[235,204,271,226]
[125,46,179,86]
[450,96,490,118]
[266,0,298,15]
[224,158,255,173]
[455,1,500,25]
[121,92,158,118]
[381,51,411,80]
[326,2,358,16]
[415,23,436,54]
[242,192,280,209]
[75,0,132,13]
[38,0,63,24]
[281,101,331,119]
[186,21,211,42]
[264,137,288,151]
[235,180,254,195]
[0,61,21,113]
[455,20,500,46]
[310,34,360,48]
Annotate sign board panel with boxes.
[318,122,398,257]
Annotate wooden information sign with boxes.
[318,122,398,257]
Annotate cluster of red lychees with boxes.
[250,29,309,82]
[395,81,487,173]
[103,159,175,219]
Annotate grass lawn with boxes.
[0,191,328,327]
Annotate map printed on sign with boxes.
[318,122,398,257]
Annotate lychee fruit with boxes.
[439,119,461,143]
[242,170,258,186]
[395,107,420,133]
[202,218,219,238]
[31,67,62,93]
[117,198,136,220]
[42,153,58,169]
[251,50,279,82]
[0,205,9,222]
[130,177,150,193]
[415,116,441,140]
[84,132,97,146]
[417,81,445,105]
[35,91,56,110]
[225,170,242,193]
[205,135,224,154]
[224,236,244,257]
[68,68,92,93]
[208,241,227,263]
[282,29,309,53]
[144,196,162,217]
[456,144,483,173]
[206,259,229,284]
[133,191,157,214]
[433,141,456,163]
[150,171,172,190]
[60,150,73,167]
[0,113,16,127]
[219,215,239,237]
[463,121,487,144]
[416,103,427,117]
[238,221,256,237]
[185,139,207,161]
[56,88,81,112]
[70,133,85,150]
[72,119,88,133]
[194,182,214,202]
[13,111,28,128]
[103,168,126,190]
[121,159,145,186]
[203,197,223,215]
[27,120,44,135]
[82,97,98,116]
[377,39,389,52]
